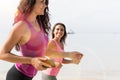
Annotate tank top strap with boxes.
[52,39,58,46]
[24,18,45,32]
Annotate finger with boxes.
[41,61,52,68]
[39,57,48,61]
[37,65,47,70]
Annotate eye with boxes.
[56,28,59,30]
[40,0,44,2]
[61,29,64,31]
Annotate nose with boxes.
[43,3,47,8]
[45,5,47,8]
[58,30,63,34]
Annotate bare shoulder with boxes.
[7,21,31,45]
[47,39,56,50]
[0,21,30,51]
[48,40,56,46]
[12,21,29,34]
[11,21,32,45]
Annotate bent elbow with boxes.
[0,51,4,60]
[0,50,8,60]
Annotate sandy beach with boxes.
[20,70,120,80]
[1,70,120,80]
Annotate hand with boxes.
[54,62,63,68]
[72,58,80,64]
[71,51,83,64]
[31,57,52,70]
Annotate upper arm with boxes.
[47,40,57,51]
[0,21,27,53]
[46,40,57,56]
[46,40,65,58]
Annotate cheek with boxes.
[54,30,58,34]
[53,31,57,36]
[62,31,65,35]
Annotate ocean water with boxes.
[0,33,120,80]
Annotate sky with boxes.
[0,0,120,34]
[49,0,120,33]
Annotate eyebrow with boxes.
[41,0,45,2]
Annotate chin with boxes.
[57,36,62,39]
[38,12,44,15]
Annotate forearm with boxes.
[0,52,32,64]
[46,49,72,58]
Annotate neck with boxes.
[27,12,37,24]
[53,38,61,43]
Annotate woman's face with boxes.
[33,0,47,15]
[53,25,65,39]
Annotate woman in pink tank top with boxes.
[42,23,83,80]
[0,0,51,80]
[0,0,83,80]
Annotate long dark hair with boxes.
[15,0,51,51]
[52,23,67,44]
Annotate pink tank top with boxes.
[15,19,48,77]
[42,39,63,76]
